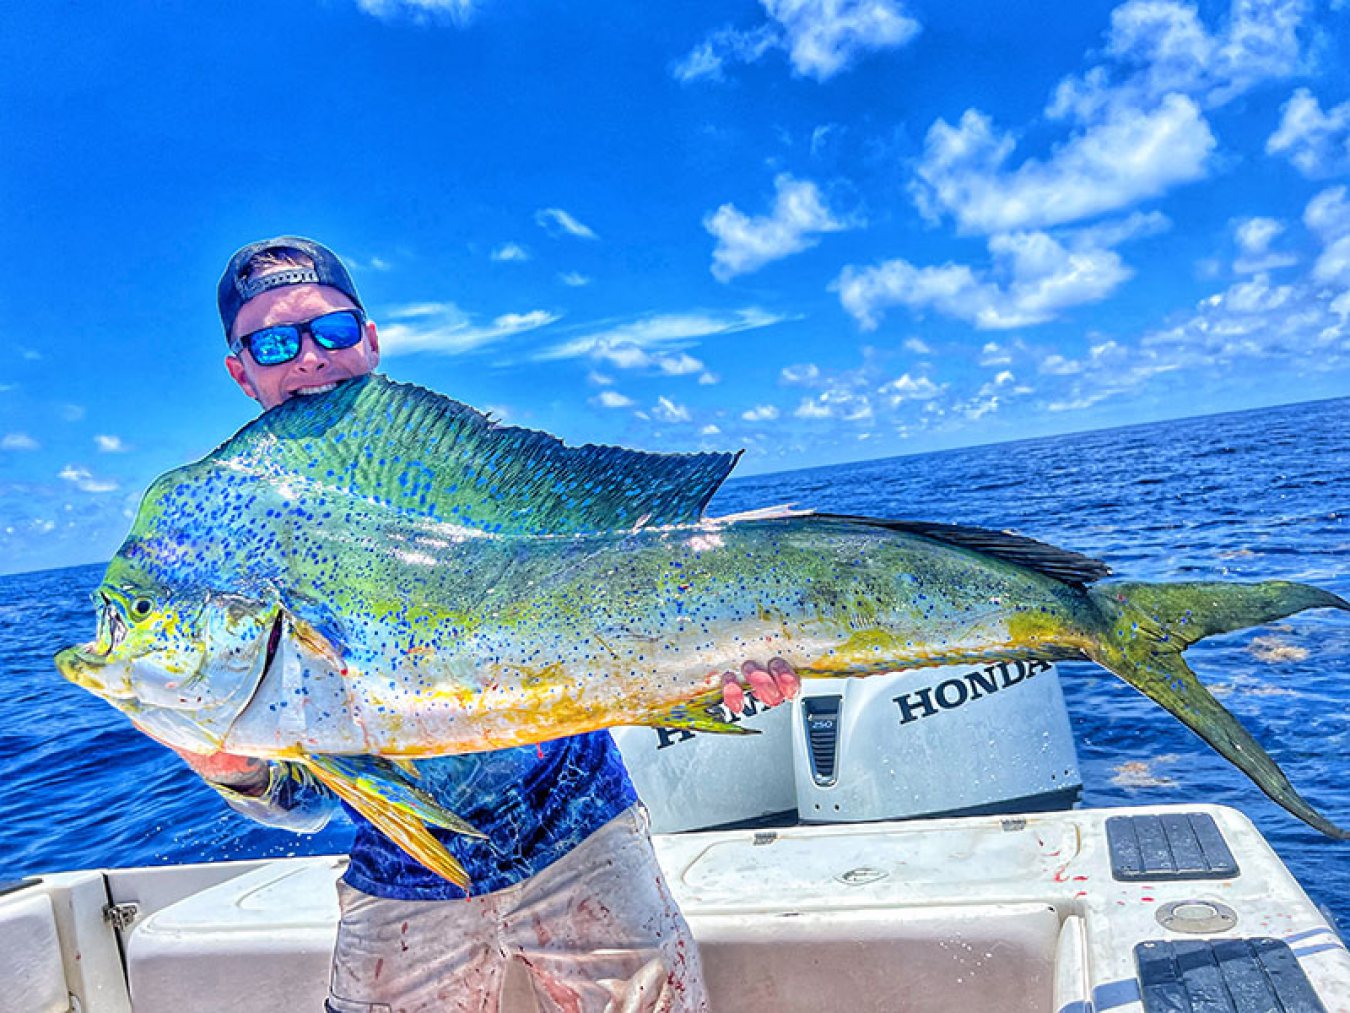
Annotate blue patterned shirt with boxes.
[216,731,637,900]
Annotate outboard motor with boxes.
[613,661,1082,833]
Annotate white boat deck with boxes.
[6,803,1348,1012]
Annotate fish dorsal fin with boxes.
[212,374,740,535]
[813,514,1112,587]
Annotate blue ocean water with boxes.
[2,396,1346,931]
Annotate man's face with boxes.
[225,283,380,411]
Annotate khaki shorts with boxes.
[326,805,708,1013]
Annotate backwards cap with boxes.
[217,236,364,341]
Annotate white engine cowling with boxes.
[613,660,1082,834]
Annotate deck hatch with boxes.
[802,695,841,786]
[1134,938,1327,1013]
[1107,813,1239,881]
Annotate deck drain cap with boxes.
[1156,898,1238,933]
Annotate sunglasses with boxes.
[230,309,367,367]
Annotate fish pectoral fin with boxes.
[640,690,760,736]
[313,754,485,838]
[302,755,480,892]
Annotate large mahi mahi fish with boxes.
[56,375,1349,888]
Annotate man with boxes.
[179,236,799,1012]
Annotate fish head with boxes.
[55,556,283,753]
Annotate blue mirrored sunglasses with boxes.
[230,309,366,367]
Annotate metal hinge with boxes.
[102,901,139,932]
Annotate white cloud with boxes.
[655,352,705,376]
[979,341,1012,366]
[698,372,720,385]
[877,373,942,404]
[793,389,873,420]
[1071,210,1172,248]
[810,124,840,158]
[910,1,1309,239]
[593,390,636,409]
[835,229,1132,330]
[706,174,855,281]
[673,24,778,82]
[1040,353,1082,375]
[1235,216,1281,254]
[700,423,722,436]
[1303,186,1350,286]
[94,434,129,453]
[903,337,931,354]
[1127,219,1350,378]
[537,308,783,362]
[1047,390,1118,412]
[491,243,530,262]
[794,397,833,418]
[675,0,920,84]
[780,362,821,384]
[1039,338,1181,413]
[1232,216,1297,274]
[1267,87,1350,178]
[763,0,921,81]
[59,465,118,494]
[1,432,38,451]
[652,397,692,423]
[741,404,781,421]
[355,0,476,23]
[535,207,599,240]
[911,96,1215,235]
[559,271,591,287]
[380,303,560,356]
[1047,0,1307,121]
[958,395,1002,421]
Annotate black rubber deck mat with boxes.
[1107,812,1239,881]
[1135,937,1327,1012]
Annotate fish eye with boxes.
[131,597,154,619]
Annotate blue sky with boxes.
[2,0,1349,574]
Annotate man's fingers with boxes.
[721,659,801,714]
[742,660,784,707]
[768,657,801,700]
[720,670,746,715]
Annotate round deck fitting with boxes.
[1156,899,1239,934]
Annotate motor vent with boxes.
[803,695,842,786]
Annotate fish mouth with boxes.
[73,595,128,661]
[99,596,128,656]
[56,596,134,695]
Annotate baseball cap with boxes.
[217,236,365,341]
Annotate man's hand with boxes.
[720,657,800,716]
[169,745,270,796]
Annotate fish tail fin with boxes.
[1086,580,1350,840]
[303,755,481,892]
